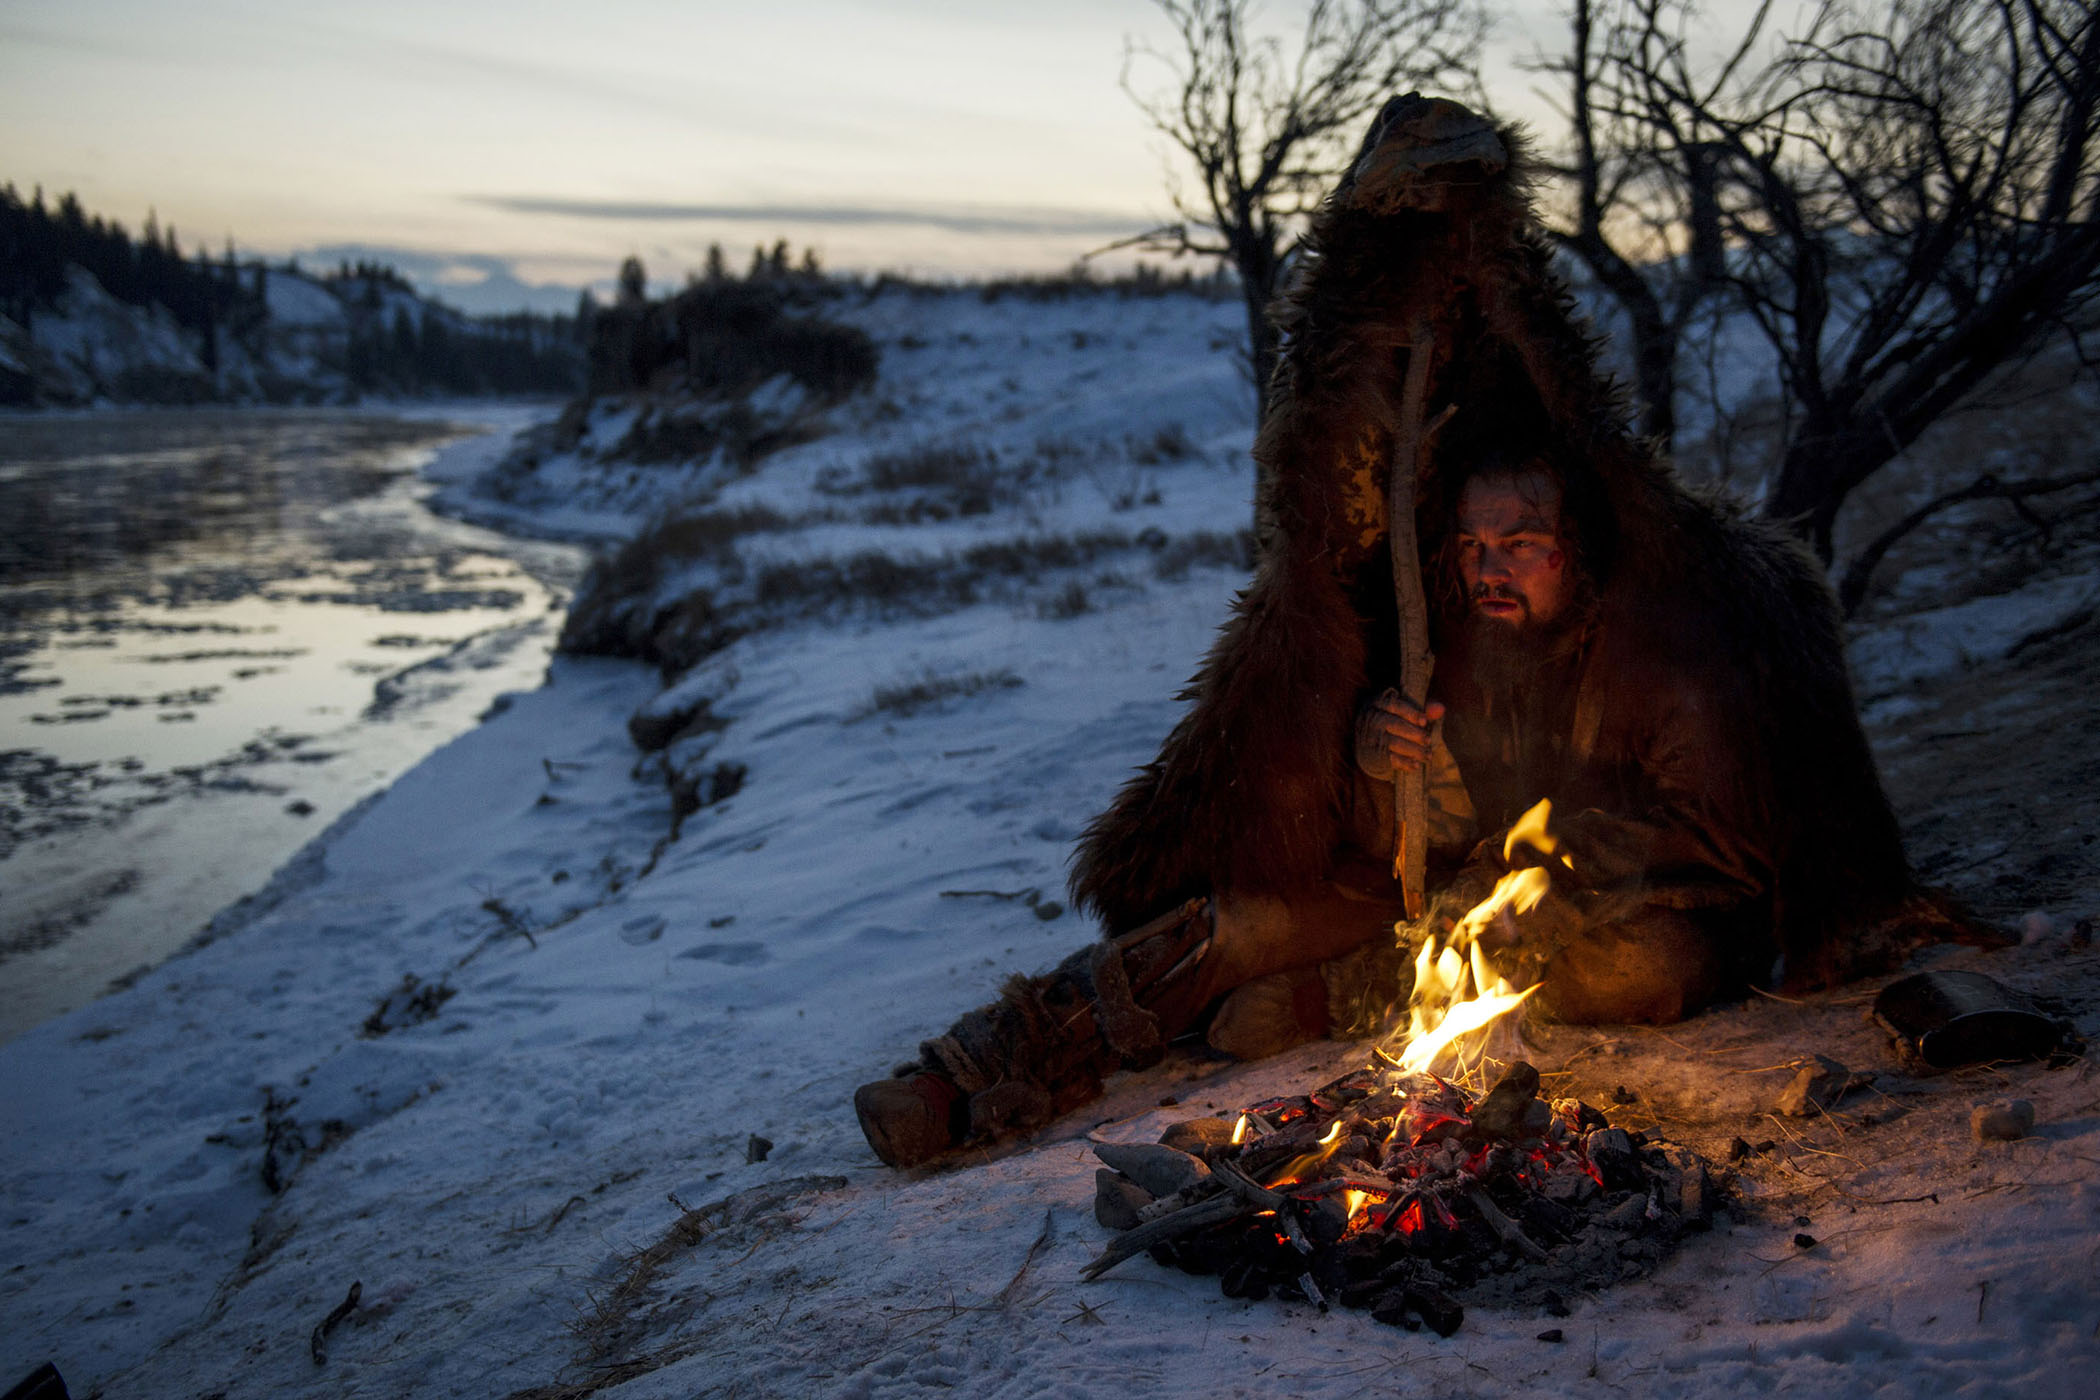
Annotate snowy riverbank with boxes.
[4,289,2097,1398]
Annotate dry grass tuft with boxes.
[516,1176,846,1400]
[858,668,1023,720]
[1152,529,1255,579]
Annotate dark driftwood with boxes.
[1211,1158,1287,1211]
[1288,1172,1404,1199]
[1087,1152,1308,1281]
[1080,1192,1250,1280]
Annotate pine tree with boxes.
[617,255,647,305]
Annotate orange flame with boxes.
[1269,1119,1347,1186]
[1380,799,1560,1082]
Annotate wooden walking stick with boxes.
[1387,316,1442,920]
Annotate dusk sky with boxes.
[0,0,1719,311]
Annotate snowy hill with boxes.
[3,285,2098,1399]
[2,263,578,406]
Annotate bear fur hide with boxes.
[1067,95,1921,990]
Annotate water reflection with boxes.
[0,407,579,1040]
[0,412,444,584]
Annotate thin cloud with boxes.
[469,195,1146,239]
[279,14,876,149]
[0,20,160,64]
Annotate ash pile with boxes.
[1084,1060,1722,1336]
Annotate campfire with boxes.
[1085,803,1722,1335]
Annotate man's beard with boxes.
[1458,590,1580,701]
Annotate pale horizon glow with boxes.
[1,0,1767,311]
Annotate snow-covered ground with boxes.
[4,288,2097,1399]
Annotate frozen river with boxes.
[0,405,583,1040]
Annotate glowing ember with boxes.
[1088,1060,1724,1333]
[1084,804,1725,1332]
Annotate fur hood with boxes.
[1069,95,1916,987]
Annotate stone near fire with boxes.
[1094,1168,1152,1231]
[1467,1060,1541,1141]
[1093,1140,1211,1197]
[1367,1284,1465,1337]
[1406,1284,1466,1337]
[1542,1162,1599,1204]
[1582,1128,1641,1190]
[1157,1115,1237,1160]
[1657,1146,1715,1222]
[1776,1054,1872,1116]
[1970,1098,2036,1142]
[1553,1098,1609,1135]
[1598,1191,1651,1233]
[1368,1290,1419,1329]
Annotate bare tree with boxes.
[1529,0,1760,447]
[1120,0,1486,418]
[1543,0,2100,598]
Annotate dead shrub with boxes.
[558,508,794,666]
[859,668,1023,719]
[1025,434,1103,479]
[1153,529,1255,580]
[962,530,1130,576]
[670,760,747,818]
[863,441,996,491]
[609,404,824,469]
[816,439,1026,520]
[1129,423,1196,464]
[976,262,1231,302]
[570,528,1146,673]
[589,279,877,403]
[1038,581,1093,619]
[753,550,961,610]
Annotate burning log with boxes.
[1083,1060,1724,1334]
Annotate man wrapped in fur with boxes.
[855,96,1951,1170]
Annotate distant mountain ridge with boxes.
[1,185,584,407]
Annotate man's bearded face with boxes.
[1455,470,1572,632]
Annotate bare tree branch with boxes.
[1122,0,1486,420]
[1535,0,2099,575]
[1838,466,2100,612]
